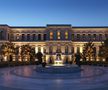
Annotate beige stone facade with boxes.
[0,24,108,63]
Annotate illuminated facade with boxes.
[0,24,108,63]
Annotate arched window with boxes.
[93,34,96,40]
[38,34,41,40]
[43,34,46,40]
[88,34,91,40]
[0,31,3,40]
[16,34,20,41]
[50,32,53,40]
[27,34,30,41]
[77,34,80,40]
[99,34,102,41]
[82,34,86,40]
[32,34,36,41]
[22,34,25,41]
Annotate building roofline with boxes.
[72,26,108,28]
[11,26,108,28]
[10,26,46,28]
[0,24,108,28]
[47,24,72,27]
[0,24,9,26]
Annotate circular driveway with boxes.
[0,65,108,90]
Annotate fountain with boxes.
[36,53,81,74]
[53,53,64,66]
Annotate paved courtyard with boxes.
[0,65,108,90]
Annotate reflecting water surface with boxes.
[0,65,108,90]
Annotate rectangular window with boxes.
[0,31,3,40]
[105,34,108,39]
[22,34,25,41]
[50,32,53,40]
[57,32,60,39]
[72,34,74,40]
[93,34,96,40]
[82,34,86,40]
[65,32,68,39]
[43,34,46,40]
[99,34,102,40]
[77,34,80,40]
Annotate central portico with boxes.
[45,41,73,63]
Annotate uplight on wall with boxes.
[4,56,7,61]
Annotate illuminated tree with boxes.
[0,42,16,61]
[21,44,35,61]
[83,41,96,61]
[99,39,108,61]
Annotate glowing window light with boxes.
[57,32,60,39]
[65,32,68,39]
[50,32,53,40]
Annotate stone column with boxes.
[35,46,38,53]
[41,46,44,54]
[96,46,99,61]
[80,46,83,53]
[74,46,77,54]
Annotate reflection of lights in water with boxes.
[80,66,95,82]
[3,71,13,85]
[55,79,63,83]
[22,67,32,76]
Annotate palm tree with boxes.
[83,41,95,61]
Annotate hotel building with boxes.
[0,24,108,63]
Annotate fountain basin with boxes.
[36,64,81,74]
[53,60,64,66]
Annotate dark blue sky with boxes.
[0,0,108,26]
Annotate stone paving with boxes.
[0,65,108,90]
